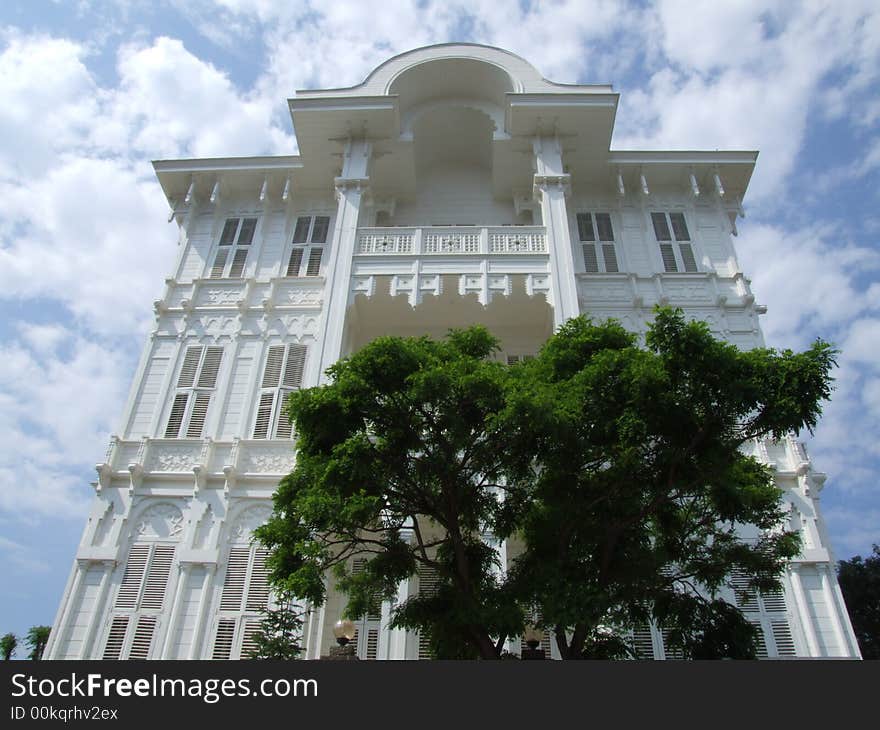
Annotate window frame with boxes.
[650,210,699,273]
[252,343,308,439]
[164,345,224,439]
[285,214,332,277]
[575,211,620,274]
[208,216,258,279]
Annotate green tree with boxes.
[1,633,17,661]
[837,544,880,659]
[25,626,50,661]
[245,590,305,660]
[257,308,835,660]
[507,309,833,658]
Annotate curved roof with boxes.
[295,43,613,99]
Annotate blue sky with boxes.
[0,1,878,646]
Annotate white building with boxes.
[44,44,860,661]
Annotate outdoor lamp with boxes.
[333,619,356,646]
[523,625,543,650]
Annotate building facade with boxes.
[45,44,860,661]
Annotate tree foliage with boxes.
[1,633,16,661]
[25,626,50,661]
[837,544,880,659]
[257,308,836,659]
[245,590,305,660]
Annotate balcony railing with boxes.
[356,226,547,255]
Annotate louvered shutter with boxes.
[228,248,248,278]
[220,547,250,611]
[237,217,257,245]
[416,564,440,659]
[286,248,304,277]
[365,629,379,660]
[660,628,684,659]
[185,391,211,437]
[115,544,150,609]
[507,355,520,365]
[731,572,759,611]
[750,621,768,658]
[660,244,678,272]
[245,548,270,611]
[128,616,157,659]
[582,243,599,272]
[253,392,275,439]
[103,616,130,659]
[212,619,236,659]
[178,347,203,387]
[761,588,787,612]
[576,213,595,241]
[240,619,261,659]
[220,219,239,245]
[140,544,175,610]
[679,243,697,272]
[292,217,311,243]
[669,212,690,241]
[771,620,796,656]
[274,394,293,439]
[164,393,189,437]
[305,247,323,276]
[651,212,671,240]
[631,625,655,659]
[261,346,285,388]
[197,347,223,388]
[602,244,619,272]
[311,216,330,243]
[282,345,307,388]
[595,213,614,241]
[210,248,229,278]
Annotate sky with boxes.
[0,0,878,646]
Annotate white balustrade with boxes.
[356,226,546,255]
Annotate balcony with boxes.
[356,226,547,255]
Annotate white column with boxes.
[79,560,115,659]
[189,564,216,659]
[160,563,191,658]
[313,138,371,383]
[789,565,821,656]
[533,136,579,327]
[819,563,849,656]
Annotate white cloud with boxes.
[0,536,51,573]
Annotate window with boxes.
[286,215,330,277]
[103,543,176,659]
[576,212,619,273]
[209,217,257,278]
[730,572,797,658]
[651,211,698,273]
[165,346,224,438]
[505,354,534,365]
[252,344,308,439]
[211,545,270,660]
[350,558,381,660]
[416,564,440,659]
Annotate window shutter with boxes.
[261,346,285,388]
[177,347,203,388]
[660,628,684,659]
[245,548,270,612]
[286,248,304,277]
[595,213,614,241]
[102,616,130,660]
[731,573,759,611]
[305,248,323,276]
[659,243,678,272]
[576,213,595,241]
[275,395,293,439]
[311,216,330,243]
[253,392,276,439]
[220,547,251,611]
[602,244,619,272]
[115,544,150,610]
[750,621,768,658]
[282,345,307,388]
[631,625,655,659]
[292,216,311,243]
[669,212,690,241]
[416,564,440,659]
[212,619,236,659]
[220,219,239,245]
[210,248,229,278]
[679,243,697,272]
[761,588,787,613]
[507,355,520,365]
[365,629,379,660]
[185,391,211,438]
[771,620,796,656]
[128,616,157,659]
[165,393,190,438]
[197,347,224,388]
[237,217,257,245]
[228,248,248,278]
[582,243,599,272]
[651,212,672,241]
[240,619,261,660]
[140,544,175,611]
